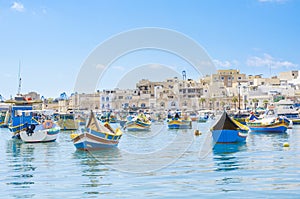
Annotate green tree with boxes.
[232,96,238,111]
[209,98,216,110]
[220,101,225,110]
[252,98,259,110]
[263,99,269,109]
[199,98,206,109]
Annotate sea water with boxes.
[1,120,300,198]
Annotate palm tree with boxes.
[263,99,269,109]
[199,98,206,109]
[232,96,238,111]
[252,98,259,110]
[209,98,216,110]
[220,101,225,110]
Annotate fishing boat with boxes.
[6,96,42,136]
[246,110,290,133]
[57,113,79,130]
[70,111,123,150]
[247,117,290,133]
[0,104,10,128]
[167,112,192,129]
[19,110,60,143]
[198,111,209,123]
[124,113,151,131]
[275,99,300,125]
[187,111,198,122]
[211,111,249,143]
[231,110,251,125]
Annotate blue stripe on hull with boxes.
[249,126,287,133]
[168,124,191,129]
[75,141,118,150]
[212,130,247,143]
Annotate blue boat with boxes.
[211,111,249,143]
[6,96,41,137]
[246,109,290,133]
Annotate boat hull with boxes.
[19,127,60,143]
[125,120,151,131]
[212,129,247,143]
[72,131,121,151]
[248,124,288,133]
[168,119,192,129]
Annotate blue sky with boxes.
[0,0,299,99]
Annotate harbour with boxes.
[1,121,300,198]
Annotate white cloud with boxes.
[95,64,106,70]
[246,53,298,69]
[11,2,24,12]
[213,59,239,68]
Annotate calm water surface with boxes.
[1,121,300,198]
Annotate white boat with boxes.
[18,110,60,143]
[20,121,60,142]
[275,100,300,125]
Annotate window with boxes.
[238,77,241,80]
[141,103,146,108]
[106,97,109,101]
[221,76,224,80]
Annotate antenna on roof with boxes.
[17,60,22,95]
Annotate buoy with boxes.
[194,130,201,136]
[283,142,290,147]
[70,133,79,140]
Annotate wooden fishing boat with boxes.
[246,114,290,133]
[19,116,60,143]
[124,113,151,131]
[275,99,300,125]
[6,96,41,135]
[71,111,122,150]
[57,113,78,131]
[168,118,192,129]
[198,113,209,123]
[211,111,248,143]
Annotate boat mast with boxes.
[17,60,21,95]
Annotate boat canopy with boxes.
[212,111,240,131]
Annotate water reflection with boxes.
[72,149,121,196]
[213,143,246,172]
[5,140,36,192]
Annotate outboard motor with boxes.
[26,124,36,136]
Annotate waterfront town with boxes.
[2,69,298,113]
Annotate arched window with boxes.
[106,97,109,101]
[141,103,146,108]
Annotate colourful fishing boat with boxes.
[19,112,60,143]
[211,111,248,143]
[275,99,300,125]
[6,96,42,136]
[70,111,123,150]
[168,118,192,129]
[198,113,209,123]
[0,109,10,128]
[124,113,151,131]
[57,113,79,131]
[246,114,290,133]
